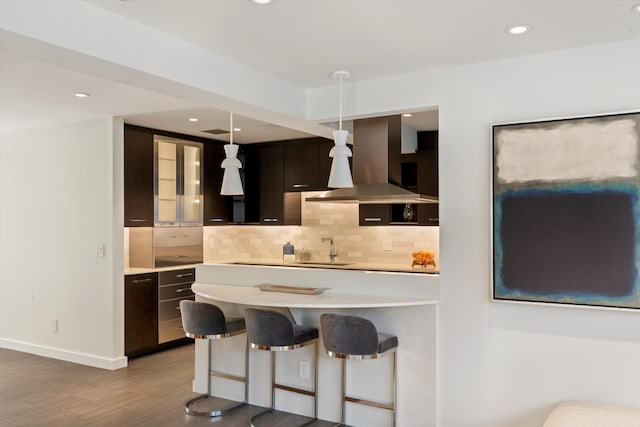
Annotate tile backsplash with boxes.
[203,192,439,269]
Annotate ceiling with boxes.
[1,0,639,140]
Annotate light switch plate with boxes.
[382,240,393,251]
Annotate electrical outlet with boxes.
[382,240,393,251]
[51,319,58,333]
[299,360,310,379]
[95,244,105,258]
[209,237,215,248]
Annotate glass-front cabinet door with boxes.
[154,136,203,226]
[181,143,203,225]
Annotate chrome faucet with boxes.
[321,237,337,263]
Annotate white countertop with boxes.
[124,264,198,275]
[192,282,437,308]
[218,260,439,275]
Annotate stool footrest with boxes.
[345,395,394,411]
[250,407,317,427]
[185,394,246,417]
[275,383,317,397]
[211,369,247,383]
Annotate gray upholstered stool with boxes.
[244,308,319,427]
[180,300,249,417]
[320,313,399,427]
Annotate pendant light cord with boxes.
[229,112,234,145]
[338,76,343,131]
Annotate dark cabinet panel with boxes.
[359,205,391,226]
[417,131,439,226]
[124,273,158,356]
[418,204,439,226]
[259,145,285,224]
[285,138,337,192]
[203,142,232,225]
[124,127,154,227]
[317,139,334,190]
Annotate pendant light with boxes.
[328,70,353,188]
[220,112,244,195]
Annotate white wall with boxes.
[309,38,640,427]
[0,118,125,369]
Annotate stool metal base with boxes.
[185,394,246,417]
[250,407,317,427]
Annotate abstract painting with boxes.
[492,112,640,310]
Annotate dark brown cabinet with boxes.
[246,144,302,225]
[124,273,158,356]
[124,127,154,227]
[284,137,334,192]
[416,131,439,226]
[359,205,391,226]
[203,142,232,225]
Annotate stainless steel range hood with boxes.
[306,115,438,204]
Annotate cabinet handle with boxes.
[175,288,192,293]
[428,217,439,221]
[129,218,147,222]
[292,184,309,188]
[364,217,382,222]
[208,218,224,222]
[263,218,279,222]
[175,273,193,278]
[131,278,151,284]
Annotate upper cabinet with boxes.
[125,125,229,228]
[154,136,203,226]
[202,143,231,225]
[124,127,154,227]
[416,131,439,226]
[284,138,334,192]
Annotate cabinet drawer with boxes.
[159,282,194,300]
[158,268,195,286]
[159,296,194,322]
[159,318,187,344]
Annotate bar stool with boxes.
[244,308,319,427]
[320,313,399,427]
[179,300,249,417]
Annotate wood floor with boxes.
[0,345,336,427]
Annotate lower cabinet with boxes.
[124,268,194,358]
[124,273,158,356]
[158,268,195,343]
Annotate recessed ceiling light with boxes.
[507,25,530,35]
[73,92,90,98]
[188,118,199,122]
[633,3,640,13]
[233,127,242,132]
[251,0,273,4]
[402,113,413,117]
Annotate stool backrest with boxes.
[321,313,379,356]
[245,308,295,347]
[180,300,227,336]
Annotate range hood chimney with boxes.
[307,115,438,204]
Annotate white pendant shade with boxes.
[328,70,353,189]
[328,129,353,188]
[221,143,244,195]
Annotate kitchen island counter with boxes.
[190,263,438,426]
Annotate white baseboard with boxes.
[0,338,128,370]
